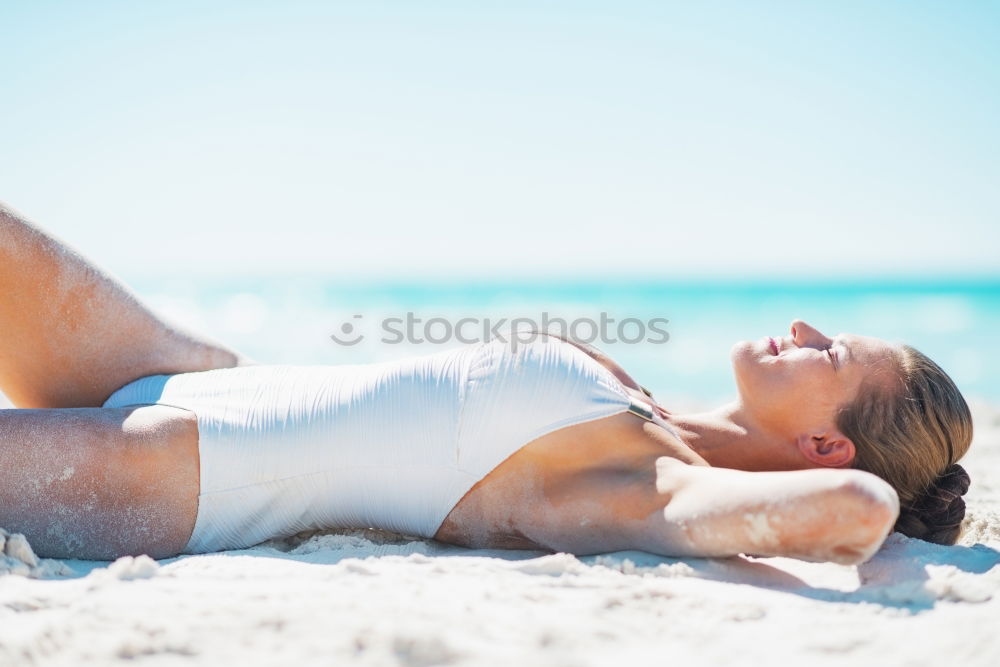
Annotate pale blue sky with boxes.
[2,1,997,279]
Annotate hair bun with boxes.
[895,463,971,545]
[934,463,971,499]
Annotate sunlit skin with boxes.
[667,321,904,472]
[1,201,900,563]
[437,322,903,562]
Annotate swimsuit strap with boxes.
[626,396,656,421]
[626,394,684,442]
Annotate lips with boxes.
[768,337,779,355]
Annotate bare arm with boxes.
[637,458,900,565]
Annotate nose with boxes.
[790,319,832,348]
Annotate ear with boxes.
[796,429,856,468]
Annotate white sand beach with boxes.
[3,0,997,662]
[2,398,999,667]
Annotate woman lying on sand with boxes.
[0,203,972,564]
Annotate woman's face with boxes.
[731,320,900,438]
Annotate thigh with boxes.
[0,405,200,559]
[0,202,249,408]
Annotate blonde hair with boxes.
[837,345,973,545]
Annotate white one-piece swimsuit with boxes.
[102,335,656,553]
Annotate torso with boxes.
[106,331,707,554]
[435,341,708,554]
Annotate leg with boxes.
[0,405,199,559]
[0,201,250,408]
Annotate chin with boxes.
[730,340,756,367]
[729,340,752,380]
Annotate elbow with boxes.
[829,471,900,564]
[840,470,900,527]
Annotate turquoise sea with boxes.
[128,276,1000,406]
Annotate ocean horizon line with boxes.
[122,270,1000,292]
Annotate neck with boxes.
[663,401,807,472]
